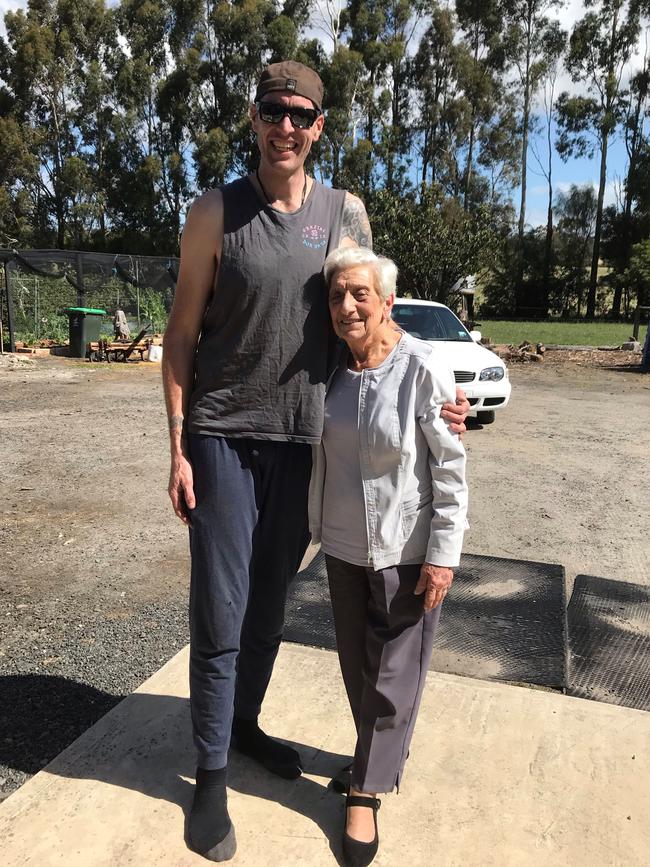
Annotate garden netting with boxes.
[1,249,179,347]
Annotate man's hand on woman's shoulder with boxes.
[442,387,470,435]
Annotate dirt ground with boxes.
[1,350,648,605]
[1,349,649,800]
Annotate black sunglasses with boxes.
[256,101,321,129]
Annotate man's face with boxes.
[251,92,324,174]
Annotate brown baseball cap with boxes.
[255,60,323,111]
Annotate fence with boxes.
[1,249,179,351]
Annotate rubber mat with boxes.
[567,575,650,711]
[284,550,567,690]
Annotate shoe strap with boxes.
[346,795,381,811]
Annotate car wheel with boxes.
[477,410,496,425]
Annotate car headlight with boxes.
[479,366,505,381]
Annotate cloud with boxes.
[526,206,551,228]
[553,178,620,205]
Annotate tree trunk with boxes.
[587,128,608,319]
[542,200,553,314]
[421,124,430,194]
[518,10,533,243]
[364,69,376,198]
[464,115,475,211]
[463,28,480,211]
[542,88,554,315]
[612,70,646,317]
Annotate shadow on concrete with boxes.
[1,678,350,861]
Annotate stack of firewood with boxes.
[486,341,545,362]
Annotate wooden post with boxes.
[633,305,641,341]
[4,258,17,353]
[75,252,85,308]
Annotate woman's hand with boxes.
[441,387,470,434]
[415,563,454,611]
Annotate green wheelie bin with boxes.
[65,307,107,358]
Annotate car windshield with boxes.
[392,303,472,342]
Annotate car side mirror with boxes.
[469,330,482,342]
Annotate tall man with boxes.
[162,60,468,861]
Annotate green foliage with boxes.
[369,188,501,304]
[552,184,597,317]
[0,0,646,325]
[135,285,169,331]
[626,239,650,307]
[555,0,642,319]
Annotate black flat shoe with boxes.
[342,795,381,867]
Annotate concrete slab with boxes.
[0,643,648,867]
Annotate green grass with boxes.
[477,320,648,347]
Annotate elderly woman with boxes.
[309,247,468,867]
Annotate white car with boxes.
[391,299,511,424]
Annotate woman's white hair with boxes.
[323,247,398,301]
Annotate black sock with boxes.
[231,716,302,779]
[188,767,236,860]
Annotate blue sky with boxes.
[0,0,640,228]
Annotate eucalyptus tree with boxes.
[502,0,564,244]
[377,0,423,192]
[610,60,650,315]
[156,65,195,246]
[190,0,293,184]
[476,96,520,203]
[527,22,565,309]
[319,45,366,189]
[0,115,39,246]
[556,0,642,318]
[554,184,598,317]
[0,0,112,247]
[109,0,174,249]
[411,3,468,196]
[347,0,421,195]
[455,0,507,210]
[75,7,122,247]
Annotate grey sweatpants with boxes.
[325,554,441,793]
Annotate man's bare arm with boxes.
[339,192,373,249]
[162,189,222,522]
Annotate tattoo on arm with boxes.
[169,414,184,432]
[341,194,373,249]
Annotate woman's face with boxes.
[328,264,393,344]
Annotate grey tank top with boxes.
[189,176,346,442]
[320,368,369,566]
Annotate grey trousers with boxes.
[325,554,441,793]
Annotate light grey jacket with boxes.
[309,332,468,570]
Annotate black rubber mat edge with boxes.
[566,574,650,712]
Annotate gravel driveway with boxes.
[1,352,648,801]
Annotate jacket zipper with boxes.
[358,369,373,565]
